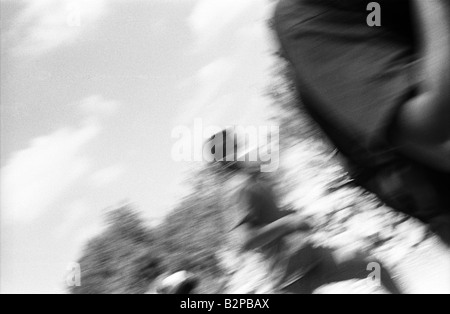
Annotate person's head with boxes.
[205,128,263,178]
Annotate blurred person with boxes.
[274,0,450,246]
[206,129,402,294]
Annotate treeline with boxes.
[69,167,235,294]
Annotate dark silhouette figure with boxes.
[273,0,450,245]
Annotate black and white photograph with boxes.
[1,0,449,296]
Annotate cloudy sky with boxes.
[0,0,277,293]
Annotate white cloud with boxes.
[0,94,122,224]
[89,165,125,188]
[1,121,100,225]
[79,95,120,118]
[175,57,236,125]
[176,0,275,127]
[5,0,108,57]
[194,58,236,104]
[189,0,257,46]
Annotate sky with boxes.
[0,0,277,293]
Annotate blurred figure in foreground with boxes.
[274,0,450,245]
[206,130,402,294]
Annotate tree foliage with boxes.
[70,206,163,294]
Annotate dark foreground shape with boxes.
[281,247,402,294]
[273,0,450,246]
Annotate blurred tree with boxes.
[69,206,163,294]
[157,166,230,293]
